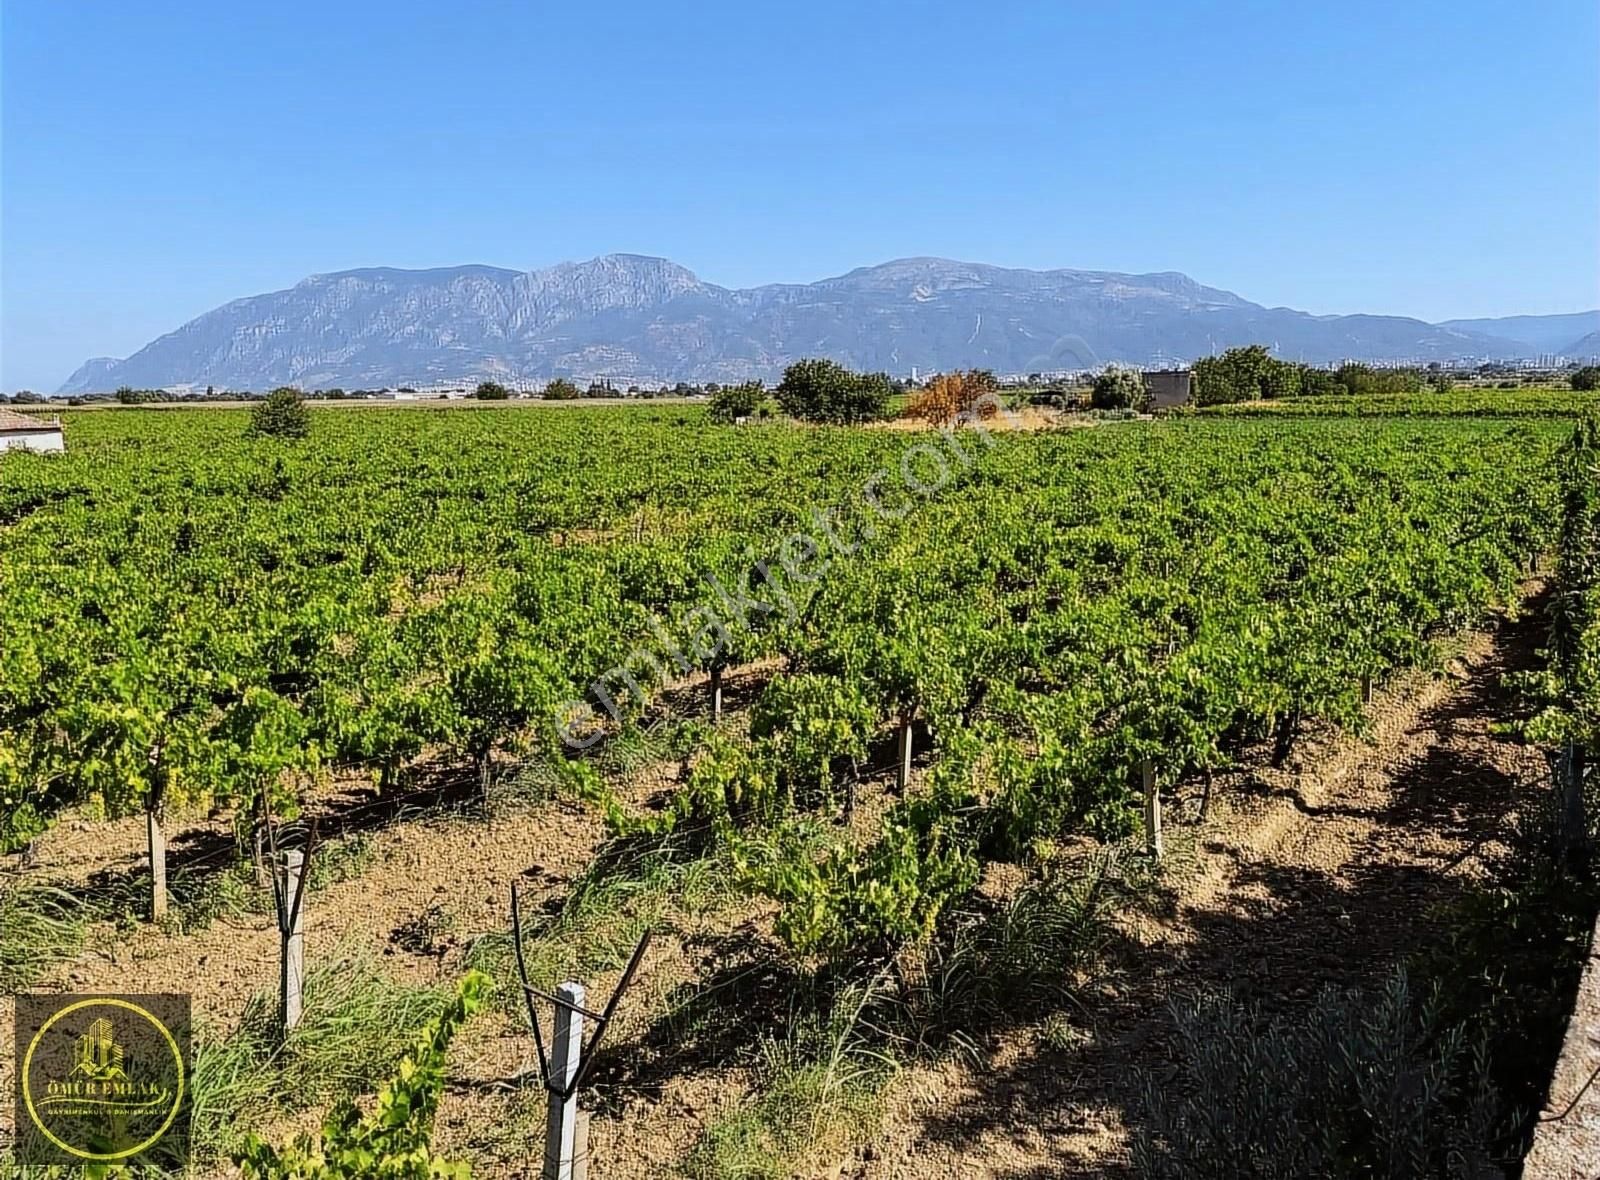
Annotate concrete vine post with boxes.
[512,885,652,1180]
[145,757,170,923]
[896,720,914,792]
[279,849,306,1035]
[1561,740,1589,856]
[1142,758,1163,861]
[544,982,585,1180]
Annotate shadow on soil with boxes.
[891,591,1596,1179]
[572,590,1596,1178]
[65,760,488,918]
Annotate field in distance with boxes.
[1,400,1595,1178]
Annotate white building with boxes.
[0,407,65,453]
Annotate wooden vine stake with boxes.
[146,806,168,922]
[1141,758,1163,861]
[145,757,171,923]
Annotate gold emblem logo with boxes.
[19,996,187,1163]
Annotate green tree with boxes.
[249,387,311,439]
[1335,363,1426,396]
[1260,360,1303,399]
[855,371,896,419]
[542,378,580,401]
[1571,366,1600,392]
[707,380,768,423]
[1429,371,1456,394]
[1299,367,1344,397]
[1192,346,1268,405]
[775,359,890,424]
[1192,346,1310,403]
[473,380,510,401]
[1090,365,1148,410]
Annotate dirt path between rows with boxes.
[856,584,1555,1180]
[0,594,1561,1178]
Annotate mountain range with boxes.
[57,255,1600,393]
[1436,311,1600,355]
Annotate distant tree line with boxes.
[17,353,1588,413]
[1192,346,1454,405]
[692,361,900,427]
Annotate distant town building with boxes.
[0,407,65,453]
[1143,369,1192,409]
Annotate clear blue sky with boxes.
[3,0,1597,392]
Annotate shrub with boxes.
[248,387,311,439]
[542,378,580,401]
[1571,366,1600,392]
[906,370,1000,425]
[707,380,768,424]
[473,380,510,400]
[1090,365,1148,411]
[775,359,890,425]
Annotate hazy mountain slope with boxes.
[60,254,1527,392]
[1437,311,1600,354]
[1563,329,1600,359]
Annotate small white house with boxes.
[0,407,65,453]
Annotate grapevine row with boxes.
[597,420,1565,955]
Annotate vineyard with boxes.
[2,402,1595,1177]
[1198,384,1600,419]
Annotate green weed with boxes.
[189,951,448,1162]
[680,986,893,1180]
[0,881,89,992]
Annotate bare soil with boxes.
[0,589,1561,1178]
[850,590,1553,1180]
